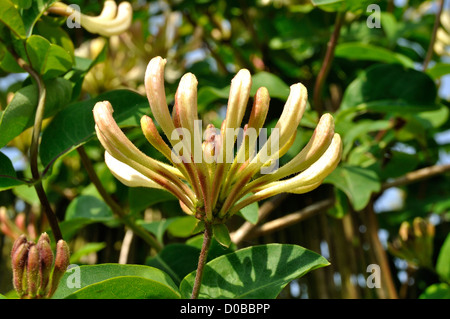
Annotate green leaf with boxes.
[338,119,391,158]
[146,243,201,285]
[324,164,381,211]
[436,234,450,283]
[21,0,57,37]
[167,215,198,238]
[0,293,6,299]
[197,72,290,112]
[138,218,178,244]
[378,151,419,180]
[129,187,176,214]
[197,86,230,112]
[69,242,106,264]
[0,0,26,38]
[39,89,150,168]
[426,63,450,80]
[250,71,290,100]
[212,223,231,248]
[311,0,372,12]
[236,193,259,224]
[419,283,450,299]
[0,77,72,149]
[52,264,180,299]
[65,195,114,222]
[340,64,438,113]
[179,243,329,299]
[335,43,414,68]
[0,151,26,191]
[34,20,74,58]
[26,35,73,79]
[60,195,114,240]
[65,276,180,299]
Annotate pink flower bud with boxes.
[47,240,70,298]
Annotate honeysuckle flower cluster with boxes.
[48,1,132,37]
[93,56,342,224]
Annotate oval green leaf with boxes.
[212,223,231,248]
[179,243,329,299]
[65,276,180,299]
[324,164,380,211]
[52,263,180,299]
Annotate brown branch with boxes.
[381,163,450,191]
[230,193,288,245]
[366,201,399,299]
[423,0,445,70]
[313,11,344,116]
[242,198,334,241]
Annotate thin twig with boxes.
[191,222,212,299]
[366,201,399,299]
[77,146,163,252]
[313,11,344,116]
[230,193,288,245]
[118,229,134,264]
[381,163,450,191]
[243,198,334,240]
[423,0,445,70]
[16,57,63,242]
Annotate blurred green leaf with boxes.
[146,243,201,286]
[0,77,72,149]
[251,71,290,100]
[340,64,438,113]
[167,215,198,238]
[436,233,450,283]
[65,195,113,222]
[137,217,179,243]
[40,90,150,168]
[335,43,414,67]
[0,151,26,191]
[60,195,114,240]
[69,242,106,264]
[21,0,57,37]
[426,63,450,80]
[129,188,176,214]
[0,0,26,38]
[324,164,381,211]
[419,283,450,299]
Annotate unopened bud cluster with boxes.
[11,233,70,299]
[388,217,435,269]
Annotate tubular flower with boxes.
[93,56,342,223]
[48,1,132,37]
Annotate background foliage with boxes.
[1,0,450,299]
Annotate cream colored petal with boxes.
[225,69,252,131]
[254,133,342,195]
[80,2,132,37]
[104,151,162,189]
[144,57,177,144]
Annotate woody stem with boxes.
[191,222,213,299]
